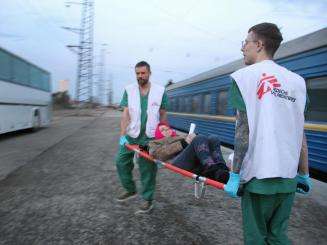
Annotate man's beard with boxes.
[137,78,149,86]
[244,56,254,66]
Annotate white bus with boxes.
[0,47,52,134]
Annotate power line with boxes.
[150,0,224,40]
[22,0,70,47]
[0,32,25,41]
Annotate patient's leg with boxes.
[207,135,226,164]
[172,135,215,172]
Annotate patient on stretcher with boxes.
[147,122,230,184]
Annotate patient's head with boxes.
[155,122,176,139]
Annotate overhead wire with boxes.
[19,0,76,48]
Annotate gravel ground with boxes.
[0,109,326,244]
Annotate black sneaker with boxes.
[202,164,220,178]
[135,200,153,215]
[213,169,230,184]
[116,191,137,202]
[203,163,229,181]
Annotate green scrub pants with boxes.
[241,190,295,245]
[115,145,157,201]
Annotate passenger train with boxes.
[166,28,327,181]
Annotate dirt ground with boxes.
[0,109,326,244]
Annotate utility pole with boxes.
[96,43,107,105]
[63,0,95,103]
[107,79,113,106]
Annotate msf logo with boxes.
[257,73,281,100]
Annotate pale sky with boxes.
[1,0,326,103]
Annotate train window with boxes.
[216,90,228,115]
[192,94,202,113]
[185,96,192,112]
[0,49,12,81]
[169,97,175,112]
[175,97,180,112]
[174,97,179,111]
[306,77,327,122]
[178,97,185,112]
[203,93,211,114]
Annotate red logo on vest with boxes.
[257,73,281,99]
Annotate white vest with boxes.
[125,82,165,138]
[231,60,306,182]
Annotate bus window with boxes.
[41,72,51,92]
[0,49,12,81]
[192,94,202,113]
[203,93,211,114]
[216,90,228,115]
[12,58,30,86]
[306,76,327,122]
[30,66,42,90]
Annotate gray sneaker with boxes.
[116,191,137,202]
[135,200,153,215]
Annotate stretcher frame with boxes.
[126,144,225,198]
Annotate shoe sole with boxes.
[134,204,154,215]
[116,193,137,203]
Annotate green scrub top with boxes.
[228,79,309,194]
[120,88,169,145]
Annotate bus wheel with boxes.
[32,112,41,132]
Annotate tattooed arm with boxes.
[232,110,249,173]
[298,131,309,175]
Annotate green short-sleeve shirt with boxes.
[228,79,247,112]
[228,78,310,194]
[120,88,169,145]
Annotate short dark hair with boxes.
[248,22,283,57]
[135,61,151,72]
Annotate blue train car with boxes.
[166,28,327,181]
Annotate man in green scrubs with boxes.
[115,61,168,214]
[224,23,312,244]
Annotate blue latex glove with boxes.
[296,173,312,194]
[119,135,129,146]
[224,172,240,198]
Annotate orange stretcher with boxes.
[125,144,226,198]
